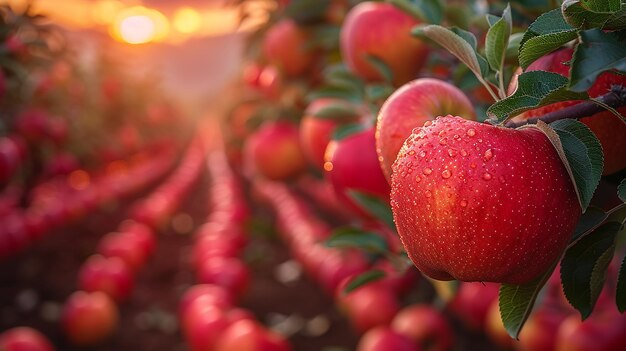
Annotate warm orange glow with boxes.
[173,7,202,34]
[92,0,123,25]
[111,6,169,44]
[68,170,90,190]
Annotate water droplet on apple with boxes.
[470,163,476,168]
[448,149,457,158]
[466,129,476,137]
[460,150,468,157]
[424,190,432,198]
[460,200,468,207]
[424,121,432,127]
[408,150,415,156]
[499,176,506,184]
[415,176,421,183]
[439,138,447,145]
[441,170,451,179]
[483,149,493,161]
[419,150,426,158]
[483,172,492,181]
[423,167,432,175]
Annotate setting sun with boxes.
[111,6,169,44]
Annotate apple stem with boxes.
[505,86,626,128]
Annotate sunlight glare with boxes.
[173,7,202,34]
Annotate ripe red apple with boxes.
[182,304,231,351]
[447,282,499,331]
[97,231,149,271]
[512,47,626,174]
[484,301,515,349]
[263,19,315,77]
[196,257,250,298]
[0,137,23,183]
[300,98,360,170]
[61,291,119,346]
[179,284,234,320]
[0,327,55,351]
[324,127,390,217]
[244,121,307,180]
[391,305,453,351]
[340,2,429,86]
[376,78,476,181]
[391,116,580,284]
[15,109,49,142]
[555,311,626,351]
[336,279,400,333]
[357,327,417,351]
[78,255,135,301]
[214,320,291,351]
[118,220,156,257]
[517,307,570,351]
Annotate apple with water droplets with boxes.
[391,116,580,284]
[376,78,476,181]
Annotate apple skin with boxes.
[357,327,418,351]
[391,305,453,351]
[78,254,135,302]
[196,256,250,298]
[513,47,626,174]
[340,2,428,86]
[244,121,307,181]
[391,116,580,284]
[299,98,359,170]
[376,78,476,181]
[324,127,390,216]
[336,280,400,333]
[0,327,55,351]
[61,291,119,346]
[263,19,315,77]
[214,320,291,351]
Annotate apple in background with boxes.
[214,320,291,351]
[357,327,417,351]
[391,305,453,351]
[182,304,231,351]
[316,248,369,294]
[97,231,149,271]
[336,279,400,333]
[118,220,156,257]
[484,301,515,350]
[517,307,570,351]
[244,121,307,181]
[376,78,476,181]
[340,2,429,86]
[555,310,626,351]
[196,257,250,298]
[324,127,390,217]
[263,19,316,77]
[61,291,119,346]
[447,282,499,331]
[0,137,24,183]
[78,255,135,302]
[391,116,580,284]
[179,284,234,320]
[15,108,49,142]
[299,98,360,170]
[512,47,626,174]
[192,235,243,266]
[0,327,55,351]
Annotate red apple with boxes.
[376,78,476,181]
[182,304,231,351]
[324,127,390,217]
[517,307,570,351]
[336,279,400,333]
[340,2,429,85]
[244,121,307,180]
[15,109,49,142]
[447,282,499,331]
[357,327,417,351]
[484,301,515,349]
[179,284,234,320]
[0,327,55,351]
[299,98,360,170]
[196,257,250,298]
[512,47,626,174]
[61,291,119,346]
[214,320,291,351]
[118,220,156,257]
[97,231,149,271]
[555,311,626,351]
[262,19,315,77]
[78,255,135,301]
[0,137,23,183]
[391,305,453,351]
[391,116,580,284]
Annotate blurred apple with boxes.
[61,291,119,346]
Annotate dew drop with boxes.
[483,172,492,181]
[499,175,506,184]
[460,200,468,207]
[419,150,426,158]
[408,150,416,156]
[460,149,468,157]
[453,134,460,140]
[439,138,447,145]
[438,130,446,137]
[424,121,433,127]
[483,148,493,161]
[424,190,432,198]
[423,167,433,175]
[448,149,457,158]
[412,127,421,134]
[415,176,421,183]
[466,129,476,137]
[470,163,477,168]
[441,170,452,179]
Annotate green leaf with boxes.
[499,263,556,339]
[562,0,626,30]
[619,179,626,203]
[486,71,589,123]
[518,9,578,69]
[365,55,394,84]
[365,84,394,102]
[311,101,361,121]
[344,270,387,293]
[347,190,395,230]
[506,32,524,60]
[331,123,367,141]
[570,206,608,245]
[617,255,626,312]
[569,29,626,92]
[325,227,389,253]
[561,221,620,319]
[413,24,489,80]
[550,119,604,211]
[485,4,512,73]
[388,0,444,24]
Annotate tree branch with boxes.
[505,86,626,128]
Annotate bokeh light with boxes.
[173,7,201,34]
[111,6,169,44]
